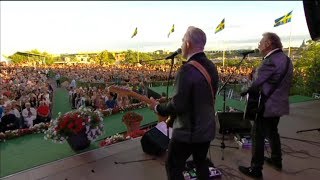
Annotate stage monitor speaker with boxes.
[303,0,320,41]
[141,122,172,156]
[217,112,252,134]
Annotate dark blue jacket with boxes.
[156,52,219,143]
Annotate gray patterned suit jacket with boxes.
[251,49,293,117]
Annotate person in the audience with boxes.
[36,101,50,124]
[22,102,37,128]
[0,105,19,132]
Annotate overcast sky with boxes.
[0,1,311,56]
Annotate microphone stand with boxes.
[214,53,249,160]
[165,56,175,139]
[112,57,175,165]
[140,57,176,139]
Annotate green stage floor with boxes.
[0,87,316,177]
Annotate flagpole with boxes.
[137,41,140,64]
[288,15,293,58]
[222,31,226,68]
[223,48,225,67]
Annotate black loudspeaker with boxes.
[303,0,320,41]
[146,88,162,99]
[141,123,171,156]
[217,112,252,134]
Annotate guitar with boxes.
[108,85,170,123]
[244,90,262,121]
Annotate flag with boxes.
[274,11,292,27]
[131,27,138,38]
[167,24,175,38]
[215,18,225,34]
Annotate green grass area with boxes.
[0,88,159,178]
[0,86,316,177]
[289,95,316,104]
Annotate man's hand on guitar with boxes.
[149,97,170,123]
[148,97,159,112]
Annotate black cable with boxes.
[281,143,320,159]
[114,157,157,165]
[265,142,320,160]
[280,136,320,145]
[282,168,320,175]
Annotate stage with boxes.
[2,100,320,180]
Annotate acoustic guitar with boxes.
[108,85,170,123]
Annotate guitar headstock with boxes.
[108,85,133,96]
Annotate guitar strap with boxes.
[188,60,216,102]
[188,60,216,142]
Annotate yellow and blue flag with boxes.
[274,11,292,27]
[131,27,138,38]
[167,24,175,38]
[215,18,225,34]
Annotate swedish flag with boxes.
[131,27,138,38]
[167,24,175,38]
[274,11,292,27]
[215,18,225,34]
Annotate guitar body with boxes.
[244,90,262,121]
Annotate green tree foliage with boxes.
[9,54,26,64]
[123,50,137,64]
[98,50,109,65]
[292,40,320,96]
[107,52,116,64]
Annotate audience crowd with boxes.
[0,63,254,133]
[0,65,52,132]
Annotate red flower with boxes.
[100,141,107,147]
[68,123,74,129]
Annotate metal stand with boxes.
[165,56,175,138]
[215,53,249,160]
[296,128,320,133]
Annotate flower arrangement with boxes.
[122,111,143,124]
[99,128,149,147]
[44,107,104,144]
[0,123,49,142]
[99,133,127,147]
[101,102,147,117]
[122,111,143,133]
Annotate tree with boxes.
[123,50,137,64]
[107,52,116,64]
[9,53,25,64]
[98,50,109,65]
[292,40,320,95]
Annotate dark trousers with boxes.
[251,115,282,170]
[166,139,210,180]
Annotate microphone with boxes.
[165,48,182,60]
[239,49,259,56]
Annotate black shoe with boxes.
[264,157,282,171]
[238,166,262,179]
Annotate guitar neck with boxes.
[131,93,154,105]
[108,86,155,105]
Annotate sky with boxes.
[0,1,311,57]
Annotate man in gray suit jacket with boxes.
[239,32,293,178]
[149,26,219,180]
